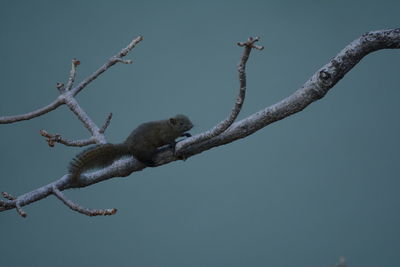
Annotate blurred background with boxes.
[0,1,399,266]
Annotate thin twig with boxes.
[0,98,65,124]
[39,130,97,147]
[114,58,133,64]
[61,37,142,139]
[65,58,80,91]
[15,202,27,218]
[52,186,117,216]
[0,36,143,124]
[99,113,113,134]
[70,36,143,96]
[176,36,263,154]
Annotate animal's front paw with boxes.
[181,132,192,138]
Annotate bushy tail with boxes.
[69,143,130,182]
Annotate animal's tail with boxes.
[68,143,129,182]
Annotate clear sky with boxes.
[0,1,399,266]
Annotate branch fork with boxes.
[0,36,143,217]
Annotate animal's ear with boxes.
[169,118,177,125]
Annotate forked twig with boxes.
[0,36,143,124]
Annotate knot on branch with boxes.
[111,57,133,64]
[318,67,337,89]
[56,82,64,90]
[237,36,264,50]
[319,70,331,81]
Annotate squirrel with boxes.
[69,114,193,182]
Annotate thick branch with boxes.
[177,28,400,157]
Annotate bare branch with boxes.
[114,58,133,64]
[0,36,143,124]
[15,202,27,218]
[52,186,117,216]
[99,113,113,134]
[39,130,97,147]
[70,36,143,96]
[1,192,26,217]
[176,37,263,154]
[65,58,80,91]
[0,98,64,124]
[176,28,400,157]
[62,95,106,141]
[0,176,70,213]
[1,29,399,217]
[42,112,114,148]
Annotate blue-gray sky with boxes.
[1,1,399,266]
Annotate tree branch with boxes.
[176,36,264,154]
[70,36,143,96]
[0,98,64,124]
[1,29,399,217]
[99,113,113,134]
[65,58,80,91]
[52,186,117,216]
[40,130,97,147]
[0,36,143,124]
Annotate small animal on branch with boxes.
[69,114,193,182]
